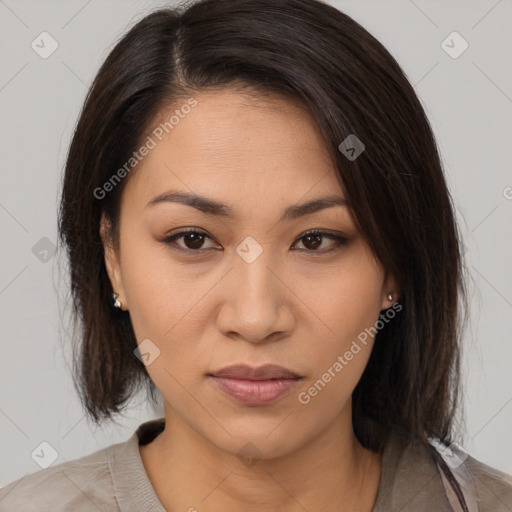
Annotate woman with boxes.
[1,0,510,510]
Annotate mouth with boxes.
[207,364,303,406]
[208,363,303,380]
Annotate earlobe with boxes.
[381,272,401,310]
[99,213,127,309]
[380,293,394,311]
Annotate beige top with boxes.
[1,417,511,511]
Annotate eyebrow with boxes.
[146,190,349,222]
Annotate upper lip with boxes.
[209,364,302,380]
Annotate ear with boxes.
[380,270,401,311]
[100,212,127,310]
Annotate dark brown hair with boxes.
[58,0,470,507]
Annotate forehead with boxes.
[122,89,346,216]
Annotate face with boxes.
[101,89,398,459]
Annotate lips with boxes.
[208,364,302,380]
[207,364,303,406]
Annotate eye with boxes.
[161,228,350,256]
[292,229,350,254]
[162,228,218,253]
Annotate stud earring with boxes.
[110,292,122,309]
[387,292,393,302]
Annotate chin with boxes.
[199,416,305,462]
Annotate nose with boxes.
[216,249,295,344]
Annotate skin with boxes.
[101,89,400,512]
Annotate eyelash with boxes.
[161,228,350,257]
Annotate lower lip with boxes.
[210,376,301,406]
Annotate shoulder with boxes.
[0,444,117,512]
[378,432,512,512]
[465,455,512,511]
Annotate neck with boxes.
[140,406,382,512]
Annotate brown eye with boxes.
[180,232,207,250]
[163,229,218,253]
[301,233,323,250]
[292,230,350,253]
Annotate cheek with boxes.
[308,254,384,348]
[119,231,213,378]
[297,315,377,416]
[119,231,183,340]
[297,257,384,405]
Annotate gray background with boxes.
[1,0,511,487]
